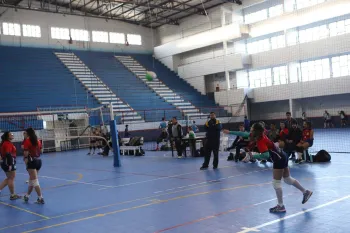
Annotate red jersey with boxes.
[23,139,42,158]
[256,134,275,153]
[1,141,16,159]
[302,129,312,141]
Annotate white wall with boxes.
[0,7,154,53]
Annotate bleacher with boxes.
[0,46,99,112]
[75,51,182,122]
[132,55,228,116]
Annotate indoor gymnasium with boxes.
[1,0,350,232]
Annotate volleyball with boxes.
[146,71,157,81]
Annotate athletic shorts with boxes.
[90,140,96,144]
[305,139,314,147]
[271,150,288,169]
[1,159,16,172]
[26,158,42,171]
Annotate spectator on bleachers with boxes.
[339,110,347,127]
[244,116,250,131]
[295,121,314,164]
[279,122,289,142]
[302,112,307,124]
[268,123,279,142]
[226,123,250,162]
[285,112,296,130]
[284,121,302,160]
[159,117,167,130]
[171,117,183,158]
[323,110,333,128]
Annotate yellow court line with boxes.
[21,182,272,233]
[0,202,50,219]
[0,170,272,232]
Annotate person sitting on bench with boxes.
[227,123,250,162]
[295,121,314,164]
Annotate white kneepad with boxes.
[29,179,39,187]
[272,179,282,190]
[283,176,295,185]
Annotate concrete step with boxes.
[95,94,116,98]
[167,99,184,103]
[162,96,181,99]
[177,105,196,109]
[173,102,191,106]
[182,109,199,113]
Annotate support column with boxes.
[222,9,230,91]
[225,70,231,91]
[289,98,293,117]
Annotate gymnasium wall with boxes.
[0,7,154,53]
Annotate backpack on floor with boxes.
[314,150,331,162]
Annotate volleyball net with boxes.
[0,105,112,152]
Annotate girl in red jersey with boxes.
[224,123,312,213]
[295,121,314,164]
[279,122,289,141]
[0,132,21,200]
[23,128,44,204]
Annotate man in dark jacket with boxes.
[284,120,302,160]
[171,117,183,158]
[200,112,222,170]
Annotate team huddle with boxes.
[0,128,44,204]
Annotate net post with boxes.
[109,103,114,121]
[110,119,121,167]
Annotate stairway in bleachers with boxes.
[116,56,208,119]
[132,55,228,117]
[54,52,144,124]
[75,51,182,122]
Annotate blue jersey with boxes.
[191,124,198,132]
[159,121,167,129]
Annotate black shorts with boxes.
[272,151,288,169]
[90,140,96,144]
[1,159,16,172]
[26,158,42,171]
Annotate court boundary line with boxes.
[0,202,50,219]
[20,182,273,233]
[237,194,350,233]
[0,169,271,232]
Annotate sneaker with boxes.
[23,195,29,203]
[10,194,22,200]
[200,166,208,170]
[302,190,313,204]
[36,197,45,204]
[213,166,218,170]
[177,156,183,159]
[295,159,303,164]
[87,152,91,155]
[269,205,286,213]
[26,180,29,183]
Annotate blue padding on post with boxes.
[110,120,121,167]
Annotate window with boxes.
[301,58,330,82]
[268,4,283,18]
[51,27,69,40]
[296,0,326,10]
[23,24,41,38]
[70,29,89,42]
[271,35,285,49]
[92,31,109,43]
[127,34,141,45]
[329,19,350,37]
[247,38,270,54]
[286,30,298,46]
[244,9,268,24]
[299,24,328,44]
[236,70,249,88]
[2,23,21,36]
[109,32,125,44]
[248,68,272,88]
[332,55,350,78]
[273,66,288,85]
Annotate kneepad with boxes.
[283,176,295,185]
[29,179,40,187]
[272,179,282,190]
